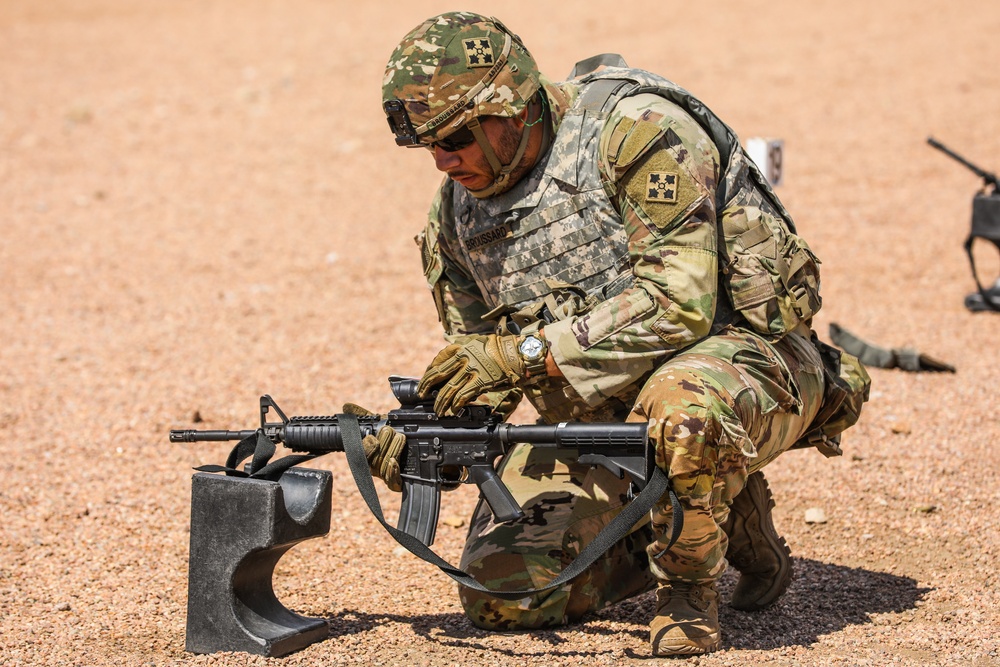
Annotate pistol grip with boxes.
[468,464,524,523]
[397,479,440,547]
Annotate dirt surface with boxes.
[2,1,999,665]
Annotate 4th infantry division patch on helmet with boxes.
[464,37,495,67]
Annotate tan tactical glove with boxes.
[342,403,406,492]
[417,333,546,416]
[341,403,466,493]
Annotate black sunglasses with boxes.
[428,125,477,152]
[384,99,479,152]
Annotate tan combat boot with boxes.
[722,471,793,611]
[649,582,721,656]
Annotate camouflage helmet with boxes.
[382,12,542,148]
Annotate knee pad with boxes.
[458,552,573,630]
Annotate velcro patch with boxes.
[645,172,679,203]
[463,38,495,67]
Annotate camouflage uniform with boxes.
[458,328,823,629]
[388,13,866,630]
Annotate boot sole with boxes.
[651,636,722,656]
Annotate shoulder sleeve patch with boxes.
[645,172,679,203]
[624,147,709,231]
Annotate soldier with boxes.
[374,11,869,656]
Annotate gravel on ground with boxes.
[2,1,999,665]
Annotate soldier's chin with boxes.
[469,177,521,199]
[451,172,488,189]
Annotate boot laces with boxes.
[658,583,712,613]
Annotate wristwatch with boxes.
[518,334,548,377]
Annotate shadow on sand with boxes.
[319,557,930,659]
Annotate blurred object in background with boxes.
[927,137,1000,312]
[746,137,784,187]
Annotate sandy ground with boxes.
[2,1,999,665]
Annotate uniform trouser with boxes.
[457,326,825,630]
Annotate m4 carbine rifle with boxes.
[171,376,654,547]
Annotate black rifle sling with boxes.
[339,413,680,600]
[195,430,318,480]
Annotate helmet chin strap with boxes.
[466,97,542,199]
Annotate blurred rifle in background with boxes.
[928,137,1000,312]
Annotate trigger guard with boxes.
[439,465,467,492]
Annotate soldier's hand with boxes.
[417,334,529,416]
[342,403,406,492]
[469,387,524,421]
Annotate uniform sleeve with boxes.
[419,179,495,340]
[542,93,722,407]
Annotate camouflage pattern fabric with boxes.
[382,12,544,146]
[422,84,728,423]
[459,442,657,629]
[440,84,632,314]
[388,16,868,630]
[459,326,824,629]
[420,69,828,422]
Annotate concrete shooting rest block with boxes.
[185,467,332,657]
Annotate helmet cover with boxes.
[382,12,541,147]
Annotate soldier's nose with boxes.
[433,145,462,171]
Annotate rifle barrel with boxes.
[169,429,257,443]
[927,137,1000,186]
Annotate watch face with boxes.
[519,335,545,360]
